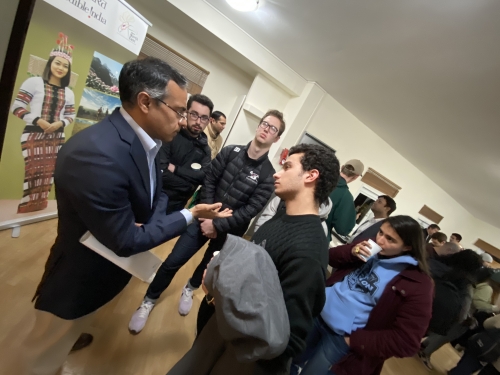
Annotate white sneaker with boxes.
[128,301,155,334]
[178,285,194,316]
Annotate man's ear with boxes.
[305,169,320,183]
[137,92,151,114]
[273,135,281,144]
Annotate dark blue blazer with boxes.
[34,109,187,319]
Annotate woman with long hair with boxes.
[10,33,75,213]
[292,215,434,375]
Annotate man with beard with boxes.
[159,94,213,213]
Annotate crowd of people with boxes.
[15,57,500,375]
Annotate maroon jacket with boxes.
[326,241,434,375]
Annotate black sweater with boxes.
[251,210,329,366]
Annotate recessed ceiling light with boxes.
[226,0,260,12]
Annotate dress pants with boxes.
[19,309,94,375]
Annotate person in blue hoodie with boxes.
[291,215,433,375]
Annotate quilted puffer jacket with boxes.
[200,143,275,234]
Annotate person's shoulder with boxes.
[21,76,43,88]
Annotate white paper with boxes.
[80,231,162,283]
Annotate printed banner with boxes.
[73,51,123,135]
[43,0,150,55]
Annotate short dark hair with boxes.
[428,224,441,230]
[42,56,71,88]
[187,94,214,116]
[260,109,286,136]
[211,111,226,121]
[119,57,187,106]
[288,143,339,205]
[379,195,397,216]
[451,233,463,242]
[431,232,447,243]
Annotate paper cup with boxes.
[359,239,383,260]
[191,163,202,170]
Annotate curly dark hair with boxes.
[288,143,339,205]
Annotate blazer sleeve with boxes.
[62,147,187,257]
[349,275,434,359]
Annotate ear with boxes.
[402,246,412,253]
[137,92,151,114]
[273,135,281,144]
[304,169,320,183]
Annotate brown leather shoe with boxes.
[70,333,93,352]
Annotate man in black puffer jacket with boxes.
[128,109,285,334]
[159,94,212,213]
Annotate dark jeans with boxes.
[449,349,500,375]
[291,317,350,375]
[146,221,245,300]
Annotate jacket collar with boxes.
[179,127,209,146]
[244,142,270,165]
[398,266,430,283]
[206,123,220,140]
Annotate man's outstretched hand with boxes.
[190,203,232,220]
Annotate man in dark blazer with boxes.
[18,57,230,375]
[348,195,397,243]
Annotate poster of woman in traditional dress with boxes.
[9,33,76,214]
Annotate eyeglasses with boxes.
[188,111,210,124]
[259,121,279,135]
[156,98,187,122]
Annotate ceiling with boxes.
[204,0,500,227]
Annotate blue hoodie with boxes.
[321,254,418,335]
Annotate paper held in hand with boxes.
[80,231,162,283]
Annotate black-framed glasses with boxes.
[188,111,210,124]
[259,121,279,135]
[156,98,187,122]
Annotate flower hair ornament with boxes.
[50,32,74,64]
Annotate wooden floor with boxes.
[0,219,462,375]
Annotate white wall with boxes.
[128,0,253,123]
[306,94,500,249]
[0,0,19,74]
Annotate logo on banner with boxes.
[43,0,150,55]
[118,12,138,44]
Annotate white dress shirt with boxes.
[120,108,192,224]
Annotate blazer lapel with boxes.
[153,156,162,207]
[130,137,151,202]
[110,108,152,204]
